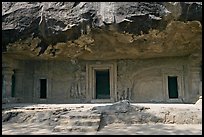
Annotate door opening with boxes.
[11,75,15,97]
[95,70,110,99]
[2,75,4,97]
[40,79,47,99]
[168,76,178,98]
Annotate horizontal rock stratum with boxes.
[2,2,202,60]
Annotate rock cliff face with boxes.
[2,2,202,60]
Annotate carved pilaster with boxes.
[2,67,14,99]
[14,69,24,98]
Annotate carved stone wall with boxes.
[117,56,201,103]
[5,56,201,103]
[70,65,86,99]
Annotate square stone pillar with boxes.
[13,69,24,102]
[2,68,14,99]
[199,81,202,96]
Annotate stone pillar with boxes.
[199,81,202,96]
[2,67,14,99]
[14,69,24,102]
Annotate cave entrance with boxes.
[40,79,47,99]
[95,70,110,99]
[11,75,15,97]
[168,76,178,98]
[86,62,117,102]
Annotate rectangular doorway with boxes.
[168,76,178,98]
[11,75,15,97]
[40,79,47,99]
[95,70,110,99]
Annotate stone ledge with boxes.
[2,97,21,104]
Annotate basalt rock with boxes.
[2,2,202,60]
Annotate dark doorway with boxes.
[40,79,47,99]
[2,75,4,97]
[168,76,178,98]
[95,70,110,99]
[11,75,15,97]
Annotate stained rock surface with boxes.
[2,2,202,60]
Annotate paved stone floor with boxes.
[96,123,202,135]
[2,103,202,135]
[2,123,202,135]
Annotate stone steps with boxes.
[53,125,99,132]
[71,119,100,126]
[53,112,101,132]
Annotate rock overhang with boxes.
[2,2,202,61]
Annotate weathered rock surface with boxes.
[2,2,202,60]
[2,103,202,134]
[195,96,202,106]
[91,100,202,128]
[92,100,148,114]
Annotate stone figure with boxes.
[70,66,86,99]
